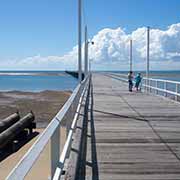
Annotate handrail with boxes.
[143,77,180,101]
[143,77,180,85]
[144,84,180,96]
[6,75,90,180]
[106,73,180,101]
[52,77,90,180]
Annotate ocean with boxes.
[111,70,180,82]
[0,71,78,92]
[0,70,180,92]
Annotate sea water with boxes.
[110,70,180,81]
[0,71,78,92]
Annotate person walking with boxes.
[128,71,133,92]
[135,73,142,91]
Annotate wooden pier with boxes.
[6,73,180,180]
[66,73,180,180]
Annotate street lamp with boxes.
[89,58,93,73]
[78,0,82,82]
[146,26,150,91]
[86,40,94,74]
[84,25,94,77]
[129,39,132,72]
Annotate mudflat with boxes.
[0,90,71,179]
[0,90,71,127]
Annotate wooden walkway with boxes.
[84,73,180,180]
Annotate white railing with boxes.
[6,75,91,180]
[143,77,180,101]
[107,73,180,101]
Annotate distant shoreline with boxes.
[0,72,68,76]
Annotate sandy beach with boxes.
[0,90,71,179]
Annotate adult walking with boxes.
[128,71,133,92]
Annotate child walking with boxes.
[135,73,142,91]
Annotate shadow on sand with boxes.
[0,131,39,162]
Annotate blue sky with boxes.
[0,0,179,70]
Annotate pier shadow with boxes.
[75,82,99,180]
[93,109,180,121]
[0,131,39,162]
[93,109,147,122]
[87,84,99,180]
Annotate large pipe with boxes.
[0,112,20,133]
[0,112,35,149]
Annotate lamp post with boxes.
[89,59,93,73]
[86,40,94,74]
[146,26,150,91]
[130,39,132,72]
[84,25,94,77]
[84,26,88,77]
[78,0,82,82]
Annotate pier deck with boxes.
[84,73,180,180]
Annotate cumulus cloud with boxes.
[1,23,180,70]
[88,23,180,70]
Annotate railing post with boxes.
[164,81,167,97]
[147,79,149,93]
[155,80,158,95]
[51,124,60,179]
[66,104,74,159]
[145,79,147,92]
[175,83,178,101]
[66,105,73,137]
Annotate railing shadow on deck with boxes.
[74,77,99,180]
[88,82,99,180]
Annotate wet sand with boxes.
[0,90,71,127]
[0,90,71,179]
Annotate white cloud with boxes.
[0,23,180,70]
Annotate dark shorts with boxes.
[135,82,140,87]
[128,80,133,85]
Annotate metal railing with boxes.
[6,75,91,180]
[143,77,180,101]
[107,73,180,102]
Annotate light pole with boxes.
[87,40,94,74]
[78,0,82,82]
[146,26,150,91]
[129,39,132,72]
[84,26,88,77]
[89,59,93,73]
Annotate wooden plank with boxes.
[85,73,180,180]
